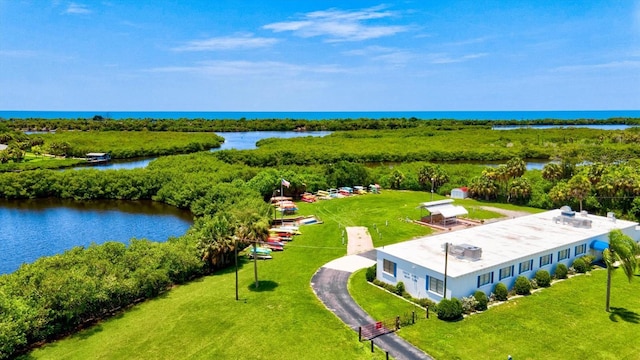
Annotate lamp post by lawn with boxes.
[431,177,435,201]
[234,236,239,301]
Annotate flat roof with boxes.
[377,209,638,278]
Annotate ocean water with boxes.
[2,110,640,120]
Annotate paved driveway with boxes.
[311,250,433,360]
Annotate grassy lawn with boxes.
[24,191,432,359]
[350,267,640,360]
[24,191,535,359]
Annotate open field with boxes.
[350,267,640,360]
[23,191,537,359]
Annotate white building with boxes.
[450,187,469,199]
[376,208,640,302]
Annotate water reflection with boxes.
[0,198,193,274]
[70,131,333,170]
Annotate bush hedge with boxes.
[554,263,568,279]
[535,270,552,287]
[437,298,463,321]
[473,291,488,311]
[572,258,587,273]
[514,276,531,295]
[494,282,509,301]
[365,264,376,282]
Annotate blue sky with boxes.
[1,1,639,111]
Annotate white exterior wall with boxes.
[377,254,450,301]
[376,211,640,303]
[450,189,468,199]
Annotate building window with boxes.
[519,259,533,274]
[575,244,586,256]
[383,259,396,276]
[540,254,552,267]
[558,248,570,261]
[477,272,493,287]
[499,265,514,280]
[428,276,444,295]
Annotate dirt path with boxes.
[346,226,374,255]
[479,206,531,219]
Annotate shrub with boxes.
[494,282,508,301]
[514,276,531,295]
[554,263,568,279]
[460,296,478,314]
[365,264,376,282]
[582,255,594,271]
[417,298,437,309]
[437,298,463,321]
[473,291,488,311]
[535,270,551,287]
[395,281,406,296]
[572,258,587,273]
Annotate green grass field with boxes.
[350,266,640,360]
[24,191,540,359]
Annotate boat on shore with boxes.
[85,152,111,164]
[247,246,273,259]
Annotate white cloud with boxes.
[172,34,279,51]
[429,53,488,64]
[148,60,344,76]
[0,50,39,58]
[263,5,409,42]
[64,3,91,14]
[552,60,640,72]
[344,46,413,65]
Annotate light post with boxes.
[234,236,239,301]
[431,177,435,201]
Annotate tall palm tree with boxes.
[542,163,563,182]
[197,214,234,273]
[235,211,270,288]
[603,229,639,312]
[567,174,591,211]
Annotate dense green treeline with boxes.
[3,116,639,133]
[35,131,224,159]
[2,124,640,358]
[213,127,640,166]
[0,131,224,172]
[0,155,273,359]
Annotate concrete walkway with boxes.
[311,249,433,360]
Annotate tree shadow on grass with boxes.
[247,280,279,292]
[609,307,640,323]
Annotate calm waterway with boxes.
[2,131,330,274]
[72,130,333,170]
[0,199,193,275]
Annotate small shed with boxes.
[418,199,468,226]
[451,187,469,199]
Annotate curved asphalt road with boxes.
[311,250,433,360]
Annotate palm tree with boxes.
[542,163,563,182]
[235,211,270,288]
[390,169,405,190]
[506,157,526,179]
[567,174,591,211]
[197,214,234,273]
[603,229,639,312]
[507,177,532,203]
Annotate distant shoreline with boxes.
[2,110,640,121]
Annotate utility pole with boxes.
[443,242,449,299]
[234,237,239,301]
[431,177,435,201]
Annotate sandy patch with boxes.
[346,226,374,255]
[479,206,531,219]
